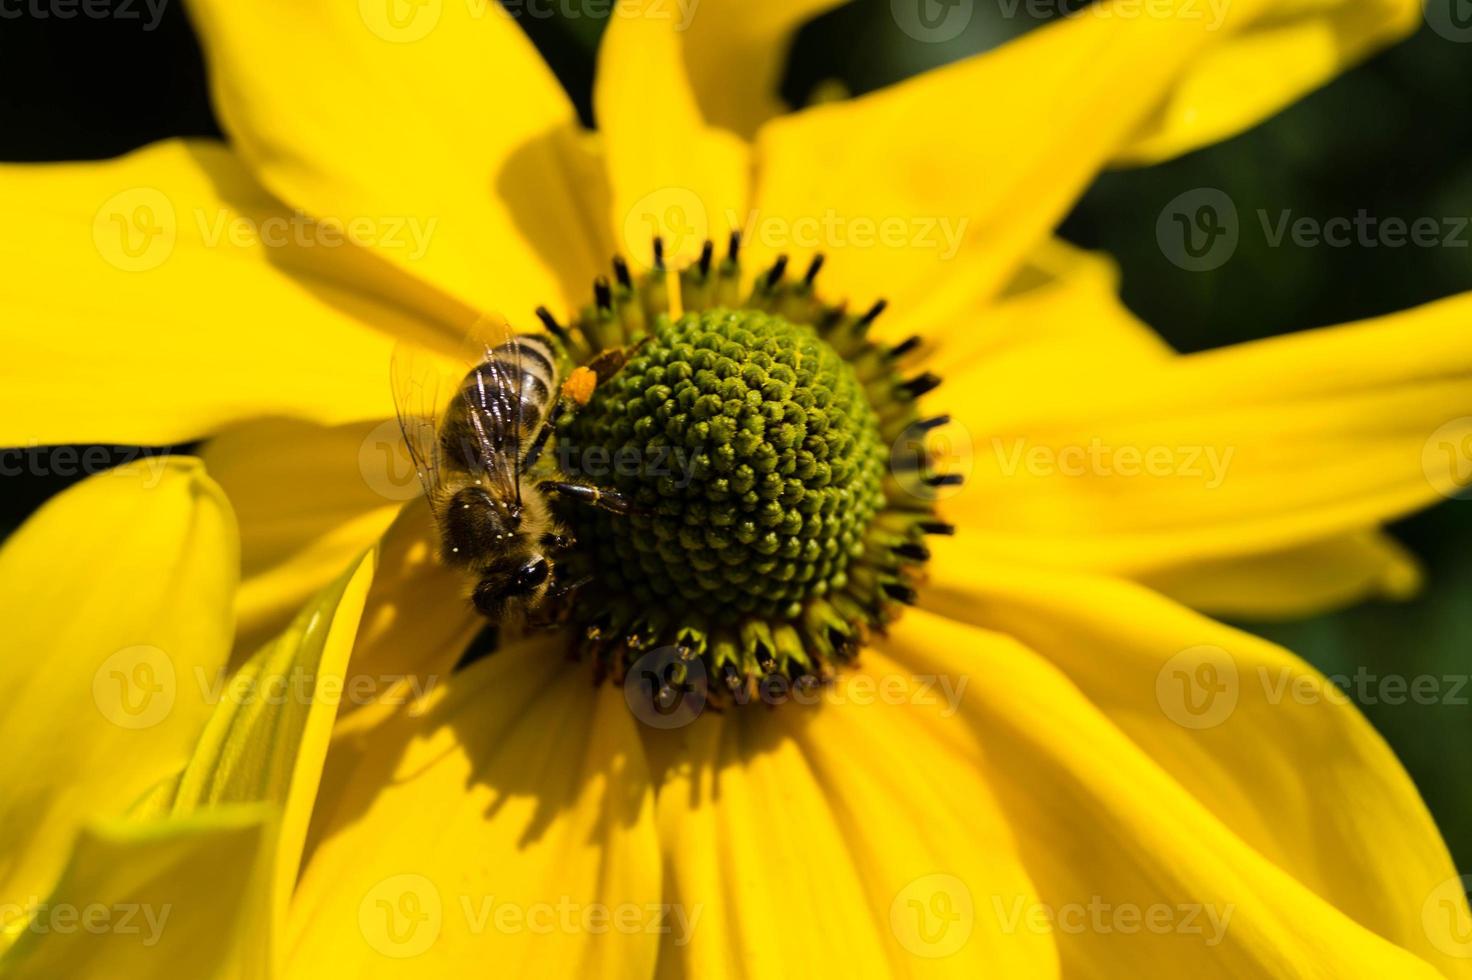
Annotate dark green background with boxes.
[1,1,1468,868]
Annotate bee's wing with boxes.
[390,314,528,518]
[389,334,455,518]
[457,314,527,508]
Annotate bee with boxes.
[391,316,638,623]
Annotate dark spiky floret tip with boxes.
[881,581,918,605]
[535,305,568,340]
[858,299,888,326]
[804,253,826,286]
[613,255,632,289]
[887,334,922,360]
[698,239,714,277]
[727,230,742,261]
[766,254,789,288]
[594,276,613,310]
[892,541,930,562]
[652,236,665,268]
[900,372,942,398]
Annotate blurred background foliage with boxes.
[1,0,1469,866]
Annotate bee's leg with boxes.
[539,531,575,552]
[522,420,555,470]
[521,394,563,471]
[547,573,593,601]
[538,480,640,516]
[585,338,647,383]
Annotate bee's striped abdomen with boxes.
[489,334,557,440]
[441,333,561,473]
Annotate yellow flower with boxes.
[2,0,1471,977]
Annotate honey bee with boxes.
[391,316,637,622]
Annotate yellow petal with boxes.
[913,556,1471,975]
[1139,529,1423,619]
[648,647,1057,977]
[200,418,403,656]
[334,498,481,710]
[1118,0,1421,164]
[0,140,430,446]
[945,290,1472,575]
[678,0,845,138]
[0,806,276,978]
[284,639,660,976]
[594,0,750,268]
[187,0,597,318]
[749,0,1414,314]
[167,550,374,945]
[909,238,1169,394]
[0,457,237,917]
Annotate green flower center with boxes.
[562,309,886,622]
[529,237,956,703]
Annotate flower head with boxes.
[1,1,1469,977]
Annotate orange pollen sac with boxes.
[561,366,599,406]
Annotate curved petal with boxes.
[200,418,403,656]
[908,239,1169,390]
[0,806,276,978]
[594,0,750,269]
[944,290,1472,576]
[749,0,1415,314]
[336,498,481,708]
[647,647,1057,978]
[678,0,845,139]
[186,0,597,317]
[0,140,426,446]
[919,244,1434,618]
[0,458,238,917]
[1138,529,1423,619]
[284,639,661,977]
[165,550,374,948]
[1118,0,1421,164]
[883,606,1460,971]
[913,555,1470,975]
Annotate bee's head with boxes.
[470,553,552,620]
